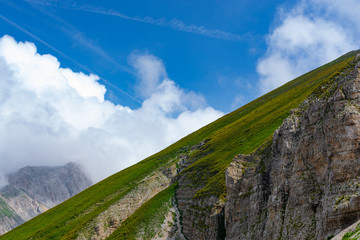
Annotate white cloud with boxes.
[312,0,360,26]
[129,54,167,98]
[0,35,223,187]
[257,0,358,93]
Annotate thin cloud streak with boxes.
[81,6,245,41]
[100,77,142,104]
[18,0,135,75]
[25,1,246,42]
[62,28,134,74]
[0,14,141,105]
[0,14,88,71]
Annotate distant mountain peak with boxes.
[0,162,92,235]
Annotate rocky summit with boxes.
[0,162,92,235]
[2,51,360,240]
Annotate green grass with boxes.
[0,155,175,239]
[107,184,176,240]
[1,50,358,240]
[342,224,360,240]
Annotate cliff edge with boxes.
[225,55,360,239]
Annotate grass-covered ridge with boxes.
[1,51,358,240]
[181,51,359,200]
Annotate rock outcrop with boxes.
[175,140,226,240]
[0,162,92,235]
[3,52,360,240]
[76,170,174,240]
[225,55,360,239]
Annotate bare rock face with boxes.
[0,186,48,235]
[177,177,225,240]
[175,140,226,240]
[7,162,92,208]
[0,162,92,235]
[225,56,360,239]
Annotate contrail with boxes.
[81,6,245,41]
[0,14,142,105]
[25,0,246,42]
[0,13,88,71]
[4,0,135,75]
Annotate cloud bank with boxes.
[257,0,359,93]
[0,35,223,187]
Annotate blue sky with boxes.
[0,0,359,183]
[1,0,358,111]
[0,0,296,112]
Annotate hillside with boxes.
[1,50,359,240]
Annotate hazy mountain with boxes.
[0,162,92,235]
[3,51,360,239]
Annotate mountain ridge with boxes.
[7,162,92,208]
[1,50,359,239]
[0,162,92,235]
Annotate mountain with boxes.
[224,55,360,239]
[0,162,92,235]
[1,50,360,240]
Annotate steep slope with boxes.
[0,163,92,235]
[225,55,360,239]
[1,50,358,240]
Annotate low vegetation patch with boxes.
[343,224,360,240]
[0,199,14,218]
[107,184,176,240]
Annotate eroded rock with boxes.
[225,56,360,239]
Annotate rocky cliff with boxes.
[0,162,92,235]
[2,51,360,240]
[225,55,360,239]
[176,141,226,240]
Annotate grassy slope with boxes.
[1,51,357,240]
[107,185,176,240]
[342,223,360,239]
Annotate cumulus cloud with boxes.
[129,54,167,98]
[0,35,223,187]
[257,0,358,93]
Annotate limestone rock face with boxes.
[7,162,92,208]
[0,162,92,235]
[176,140,226,240]
[225,56,360,240]
[0,186,48,234]
[177,176,225,240]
